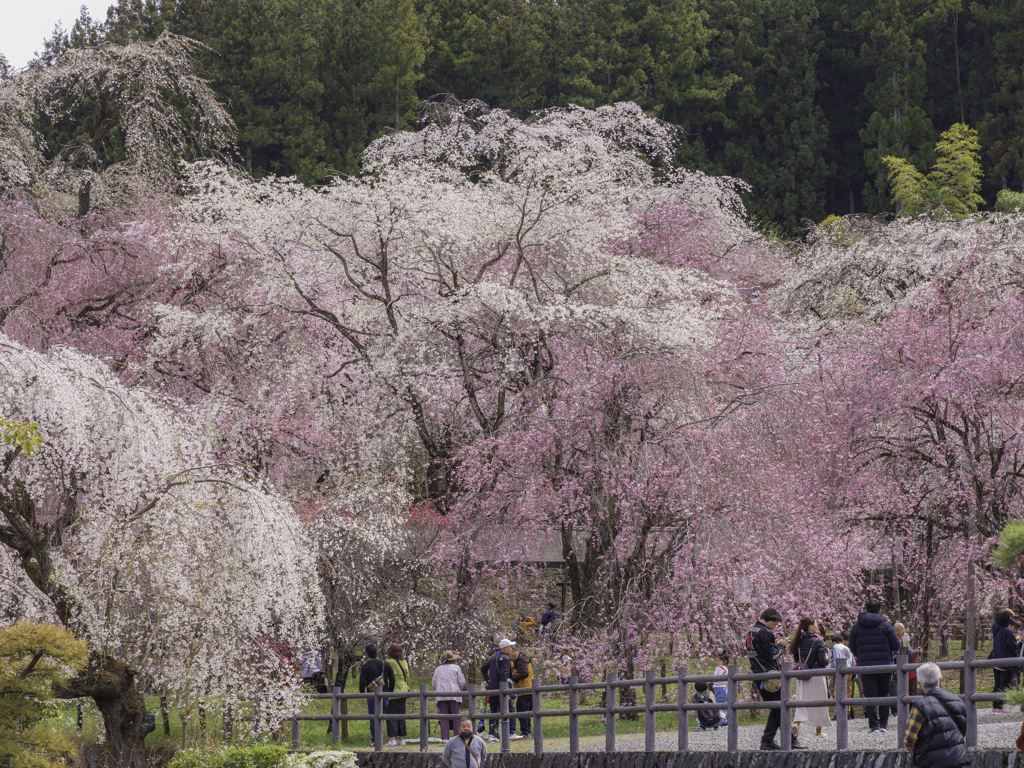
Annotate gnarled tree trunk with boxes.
[58,654,155,768]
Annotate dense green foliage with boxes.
[0,622,87,768]
[167,747,359,768]
[883,122,983,217]
[167,746,289,768]
[14,0,1024,228]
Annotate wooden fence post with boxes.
[896,654,908,741]
[569,674,579,752]
[726,665,738,753]
[644,670,656,752]
[779,661,792,751]
[499,680,511,754]
[834,660,848,750]
[373,684,383,752]
[677,667,688,752]
[291,714,299,749]
[964,650,978,747]
[605,671,616,753]
[419,685,429,752]
[467,683,477,730]
[331,687,340,745]
[532,675,543,754]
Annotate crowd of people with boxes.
[330,597,1021,764]
[747,599,1023,764]
[347,603,561,746]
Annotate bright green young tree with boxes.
[0,622,88,768]
[882,122,983,217]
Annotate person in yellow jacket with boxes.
[501,639,534,740]
[386,644,411,746]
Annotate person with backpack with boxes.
[693,682,727,730]
[990,608,1020,713]
[359,644,396,746]
[746,607,787,750]
[385,643,410,746]
[904,663,968,768]
[790,617,830,744]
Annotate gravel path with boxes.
[383,709,1023,754]
[536,710,1024,752]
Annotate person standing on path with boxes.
[713,651,730,722]
[790,617,830,745]
[849,598,899,733]
[893,623,918,696]
[359,644,396,746]
[505,641,534,739]
[481,641,512,741]
[432,651,467,740]
[904,663,968,768]
[441,717,487,768]
[385,643,410,746]
[746,607,788,751]
[830,633,855,718]
[990,608,1019,713]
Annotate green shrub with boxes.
[284,751,358,768]
[167,745,289,768]
[0,622,88,768]
[995,189,1024,214]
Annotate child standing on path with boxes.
[713,651,730,722]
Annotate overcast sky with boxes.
[2,0,112,70]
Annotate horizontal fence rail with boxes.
[239,651,1024,754]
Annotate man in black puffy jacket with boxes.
[904,662,968,767]
[849,599,899,732]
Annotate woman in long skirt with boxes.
[790,617,832,745]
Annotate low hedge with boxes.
[168,746,357,768]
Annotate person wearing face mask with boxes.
[441,717,487,768]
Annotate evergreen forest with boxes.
[9,0,1024,231]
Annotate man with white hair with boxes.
[904,663,969,767]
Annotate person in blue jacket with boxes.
[849,598,899,733]
[989,608,1020,713]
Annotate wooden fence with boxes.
[247,651,1024,754]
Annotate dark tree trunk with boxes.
[78,179,92,218]
[58,654,155,768]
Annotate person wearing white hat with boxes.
[503,639,534,739]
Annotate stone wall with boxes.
[355,751,1021,768]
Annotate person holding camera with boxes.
[441,717,487,768]
[746,607,791,750]
[990,608,1019,713]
